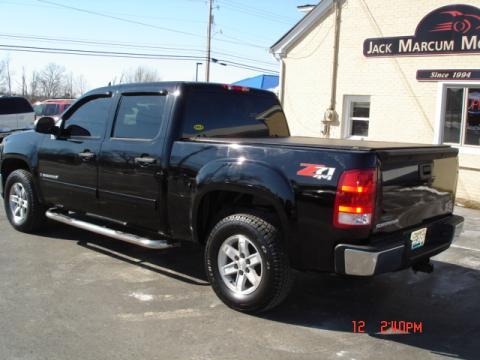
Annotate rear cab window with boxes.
[181,86,289,139]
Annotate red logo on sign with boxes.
[431,11,480,34]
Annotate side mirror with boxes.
[35,117,57,135]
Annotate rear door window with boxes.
[0,97,33,115]
[112,94,166,140]
[181,90,289,138]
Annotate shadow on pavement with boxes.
[37,221,209,285]
[39,222,479,359]
[263,261,480,359]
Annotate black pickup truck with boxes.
[0,82,464,312]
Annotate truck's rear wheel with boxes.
[205,213,292,313]
[4,169,46,233]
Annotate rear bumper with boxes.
[334,214,464,276]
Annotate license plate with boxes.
[410,228,427,250]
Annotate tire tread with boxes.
[206,212,293,312]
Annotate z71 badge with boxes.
[297,163,336,181]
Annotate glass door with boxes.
[442,87,480,147]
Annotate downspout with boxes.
[323,0,342,137]
[279,57,286,106]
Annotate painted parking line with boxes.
[451,244,480,252]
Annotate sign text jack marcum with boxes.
[364,4,480,57]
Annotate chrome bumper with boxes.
[344,245,405,276]
[335,216,464,276]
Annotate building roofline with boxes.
[270,0,333,57]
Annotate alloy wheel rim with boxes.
[217,234,263,295]
[9,182,28,224]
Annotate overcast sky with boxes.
[0,0,306,92]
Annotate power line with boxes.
[0,44,279,74]
[217,0,296,24]
[0,32,278,67]
[0,33,205,53]
[213,58,278,74]
[220,0,297,22]
[36,0,268,50]
[0,0,207,23]
[0,44,202,60]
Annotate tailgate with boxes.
[374,146,458,233]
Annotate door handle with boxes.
[78,150,96,161]
[134,156,156,166]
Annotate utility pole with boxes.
[205,0,213,82]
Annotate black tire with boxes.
[4,169,46,233]
[205,212,293,313]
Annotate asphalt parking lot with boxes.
[0,202,479,360]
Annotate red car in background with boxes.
[34,99,75,123]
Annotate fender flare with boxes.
[1,153,38,198]
[191,158,296,242]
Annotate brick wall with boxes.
[281,0,480,204]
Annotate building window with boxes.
[344,96,370,138]
[442,87,480,147]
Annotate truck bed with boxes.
[192,136,452,151]
[191,135,458,235]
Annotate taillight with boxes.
[222,84,250,92]
[333,168,377,228]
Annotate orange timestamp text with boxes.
[352,320,423,334]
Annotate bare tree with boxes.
[121,66,161,83]
[5,56,12,95]
[74,74,88,97]
[29,70,40,99]
[20,67,28,96]
[0,59,7,94]
[39,63,65,98]
[63,71,74,98]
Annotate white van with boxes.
[0,96,35,132]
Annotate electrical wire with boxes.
[36,0,269,49]
[0,44,279,73]
[0,33,278,67]
[217,0,295,24]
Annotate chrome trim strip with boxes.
[46,209,177,250]
[343,245,404,276]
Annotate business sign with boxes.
[364,4,480,57]
[417,69,480,81]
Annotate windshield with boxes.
[34,103,61,117]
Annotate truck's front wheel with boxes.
[4,169,46,233]
[205,213,292,313]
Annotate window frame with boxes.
[110,92,168,142]
[434,82,480,155]
[343,95,371,140]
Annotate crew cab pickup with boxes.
[0,82,464,312]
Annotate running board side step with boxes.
[45,209,178,250]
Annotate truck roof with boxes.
[91,82,274,96]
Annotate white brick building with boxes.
[271,0,480,206]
